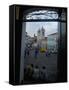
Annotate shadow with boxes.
[4,81,9,84]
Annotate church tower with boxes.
[37,26,45,41]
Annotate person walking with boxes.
[34,47,39,59]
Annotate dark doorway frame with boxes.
[9,5,67,85]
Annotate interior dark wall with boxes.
[9,6,15,84]
[58,20,67,82]
[15,6,24,84]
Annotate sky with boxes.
[26,22,58,37]
[25,10,58,37]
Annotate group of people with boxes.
[24,44,51,59]
[24,64,47,81]
[24,45,39,59]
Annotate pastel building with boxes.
[47,33,58,52]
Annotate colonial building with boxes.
[47,33,58,52]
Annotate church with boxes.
[37,26,47,52]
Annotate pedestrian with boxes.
[27,47,30,56]
[24,48,27,58]
[24,46,29,58]
[34,47,39,58]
